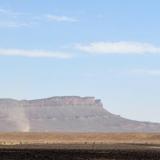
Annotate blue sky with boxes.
[0,0,160,122]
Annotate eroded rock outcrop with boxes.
[0,96,160,132]
[23,96,103,107]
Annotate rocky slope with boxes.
[0,96,160,132]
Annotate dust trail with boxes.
[4,104,30,132]
[9,106,30,132]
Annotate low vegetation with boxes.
[0,132,160,146]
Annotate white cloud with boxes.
[0,21,31,28]
[109,69,160,77]
[131,69,160,76]
[75,41,160,54]
[45,14,78,22]
[0,8,78,28]
[0,8,32,28]
[0,49,72,59]
[0,8,10,14]
[0,8,14,15]
[0,8,20,16]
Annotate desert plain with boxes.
[0,133,159,159]
[0,132,160,148]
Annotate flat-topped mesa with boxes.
[1,96,160,132]
[27,96,103,107]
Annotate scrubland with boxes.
[0,132,160,146]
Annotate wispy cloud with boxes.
[81,69,160,80]
[0,21,31,28]
[0,8,78,28]
[131,69,160,76]
[0,8,22,17]
[75,41,160,54]
[0,8,32,28]
[45,14,78,22]
[0,8,11,15]
[0,49,72,59]
[107,69,160,77]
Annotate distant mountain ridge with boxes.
[0,96,160,132]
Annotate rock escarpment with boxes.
[0,96,160,132]
[22,96,102,107]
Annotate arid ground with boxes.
[0,132,160,146]
[0,133,160,159]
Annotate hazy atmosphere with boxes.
[0,0,160,123]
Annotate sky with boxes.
[0,0,160,122]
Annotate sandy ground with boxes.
[0,132,160,146]
[0,133,160,159]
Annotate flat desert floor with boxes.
[0,133,160,159]
[0,132,160,145]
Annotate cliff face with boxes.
[0,96,160,132]
[22,96,103,107]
